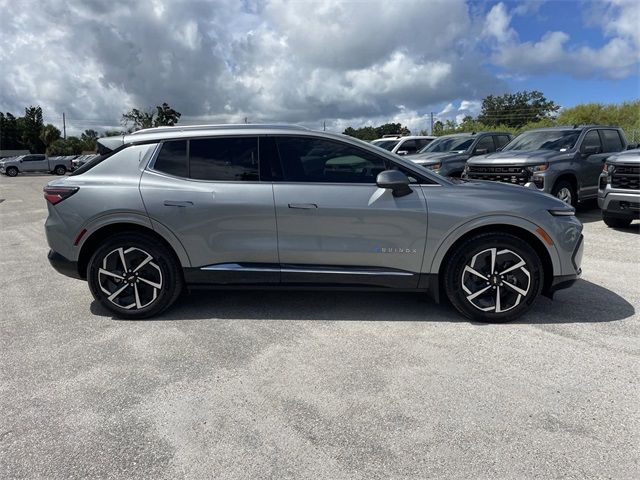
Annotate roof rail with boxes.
[129,123,310,135]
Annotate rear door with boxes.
[270,135,428,288]
[139,137,279,283]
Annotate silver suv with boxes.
[44,125,584,322]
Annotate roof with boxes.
[525,125,620,132]
[435,131,512,137]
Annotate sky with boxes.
[0,0,638,135]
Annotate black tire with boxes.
[87,233,183,319]
[54,165,66,175]
[602,213,632,228]
[551,180,577,207]
[6,167,18,177]
[444,232,543,323]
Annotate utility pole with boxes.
[244,117,248,124]
[323,121,326,131]
[62,112,66,139]
[430,112,435,135]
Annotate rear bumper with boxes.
[48,249,82,280]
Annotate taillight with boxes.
[43,186,79,205]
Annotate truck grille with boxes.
[612,165,640,190]
[467,165,529,186]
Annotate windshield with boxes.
[372,140,400,151]
[419,136,474,153]
[504,130,580,151]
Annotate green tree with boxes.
[48,136,85,156]
[80,129,100,151]
[432,121,444,135]
[477,91,559,128]
[40,124,62,153]
[19,106,46,153]
[342,122,411,141]
[0,112,23,150]
[104,130,125,137]
[556,101,640,143]
[122,102,181,131]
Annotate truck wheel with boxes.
[54,165,67,175]
[602,213,632,228]
[87,233,184,319]
[444,232,543,323]
[6,167,18,177]
[551,180,576,207]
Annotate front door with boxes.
[270,136,428,288]
[578,129,609,198]
[139,137,279,283]
[21,155,47,172]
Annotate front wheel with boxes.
[444,233,543,322]
[87,233,183,319]
[6,167,18,177]
[602,213,632,228]
[551,180,576,207]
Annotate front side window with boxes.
[599,129,623,153]
[475,136,496,153]
[276,137,387,183]
[190,137,258,181]
[399,139,418,153]
[580,130,601,154]
[505,130,580,152]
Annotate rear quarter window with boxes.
[599,130,624,153]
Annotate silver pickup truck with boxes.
[0,154,73,177]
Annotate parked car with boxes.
[0,154,72,177]
[464,126,628,206]
[598,148,639,228]
[44,124,583,322]
[72,154,97,170]
[371,135,436,155]
[409,132,513,177]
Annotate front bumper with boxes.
[598,189,640,219]
[48,249,82,280]
[544,233,583,298]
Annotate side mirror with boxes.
[396,150,409,156]
[627,144,637,150]
[376,170,412,197]
[474,148,488,156]
[581,145,600,156]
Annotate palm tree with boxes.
[40,124,61,153]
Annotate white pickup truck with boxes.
[0,154,73,177]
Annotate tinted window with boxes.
[421,136,474,153]
[399,139,418,153]
[475,136,496,153]
[154,140,188,177]
[190,137,258,181]
[600,129,623,153]
[372,139,399,151]
[416,138,432,149]
[497,135,511,148]
[276,137,387,183]
[581,130,601,153]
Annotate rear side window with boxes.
[276,136,387,183]
[154,140,188,177]
[497,135,511,148]
[599,130,624,153]
[475,136,496,153]
[190,137,258,181]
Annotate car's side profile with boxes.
[1,154,72,176]
[45,125,583,322]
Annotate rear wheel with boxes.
[602,213,632,228]
[444,233,543,322]
[551,180,576,207]
[54,165,66,175]
[87,233,183,319]
[6,167,18,177]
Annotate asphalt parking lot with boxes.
[1,174,639,479]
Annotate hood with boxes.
[410,152,467,165]
[451,177,569,208]
[607,149,640,165]
[467,149,570,166]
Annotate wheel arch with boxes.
[428,218,558,301]
[553,172,578,196]
[77,222,189,279]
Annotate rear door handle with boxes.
[163,200,194,207]
[288,203,318,209]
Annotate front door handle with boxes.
[163,200,194,207]
[288,203,318,209]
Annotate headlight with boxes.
[525,164,548,174]
[602,162,615,174]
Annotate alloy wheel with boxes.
[556,187,572,205]
[461,247,531,313]
[98,247,163,310]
